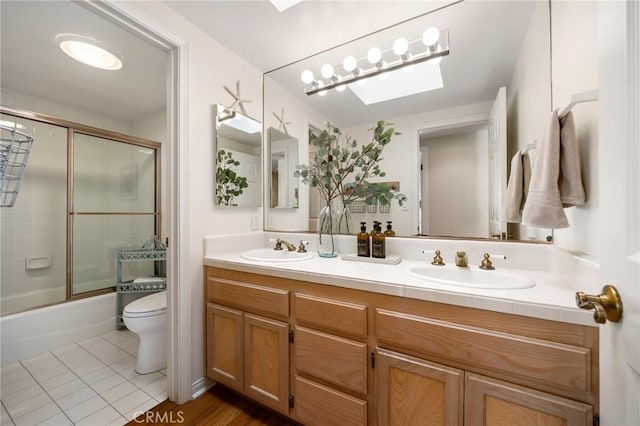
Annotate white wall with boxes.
[343,101,492,237]
[421,129,489,238]
[1,88,132,135]
[506,1,598,256]
[506,0,552,241]
[263,75,329,231]
[123,1,265,389]
[549,1,599,258]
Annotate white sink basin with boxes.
[241,248,314,263]
[405,265,535,290]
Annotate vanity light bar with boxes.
[302,28,449,96]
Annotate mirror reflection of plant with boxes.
[216,149,248,206]
[295,120,407,233]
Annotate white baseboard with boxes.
[192,376,215,399]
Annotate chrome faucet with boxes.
[273,238,296,251]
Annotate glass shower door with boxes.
[71,132,158,296]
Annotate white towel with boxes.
[558,111,586,207]
[522,110,569,228]
[133,276,165,284]
[503,150,532,223]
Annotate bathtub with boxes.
[0,292,116,366]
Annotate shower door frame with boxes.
[0,106,162,302]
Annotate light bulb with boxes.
[393,37,409,56]
[301,69,314,84]
[422,27,440,47]
[318,89,328,96]
[320,63,335,79]
[367,47,382,64]
[343,56,357,72]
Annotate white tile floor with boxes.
[0,330,166,426]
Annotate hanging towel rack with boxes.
[523,139,537,154]
[1,125,34,207]
[558,89,599,118]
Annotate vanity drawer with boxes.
[294,293,367,339]
[295,326,367,395]
[376,309,591,394]
[207,277,289,319]
[294,375,367,426]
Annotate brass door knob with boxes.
[575,285,623,324]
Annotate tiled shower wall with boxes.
[1,116,67,314]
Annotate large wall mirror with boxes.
[268,127,299,208]
[263,1,552,242]
[214,104,262,207]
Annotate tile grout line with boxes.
[4,331,161,426]
[1,399,16,426]
[16,358,74,426]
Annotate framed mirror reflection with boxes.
[214,104,262,207]
[263,1,552,242]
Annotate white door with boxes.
[598,2,640,425]
[488,86,507,238]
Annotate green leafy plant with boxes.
[294,121,407,232]
[216,149,248,206]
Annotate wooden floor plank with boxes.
[127,385,298,425]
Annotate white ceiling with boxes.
[0,1,168,124]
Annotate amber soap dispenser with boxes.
[357,222,370,257]
[371,222,386,259]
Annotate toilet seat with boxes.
[123,291,166,318]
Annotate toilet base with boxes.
[134,331,166,374]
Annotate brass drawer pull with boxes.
[575,285,623,324]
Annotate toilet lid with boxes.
[124,291,166,316]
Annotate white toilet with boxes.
[123,291,167,374]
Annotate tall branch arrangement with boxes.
[294,121,406,210]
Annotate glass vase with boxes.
[337,200,354,234]
[317,201,339,258]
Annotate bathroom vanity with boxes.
[203,247,598,426]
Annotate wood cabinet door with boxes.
[206,303,243,392]
[294,375,367,426]
[244,313,290,415]
[464,373,593,426]
[376,348,463,426]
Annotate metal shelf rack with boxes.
[1,125,34,207]
[116,247,166,329]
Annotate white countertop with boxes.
[204,248,597,327]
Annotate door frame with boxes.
[412,112,489,236]
[83,1,192,404]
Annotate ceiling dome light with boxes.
[343,56,357,72]
[301,69,315,84]
[367,47,382,65]
[393,37,409,56]
[59,40,122,70]
[422,27,440,47]
[320,63,335,79]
